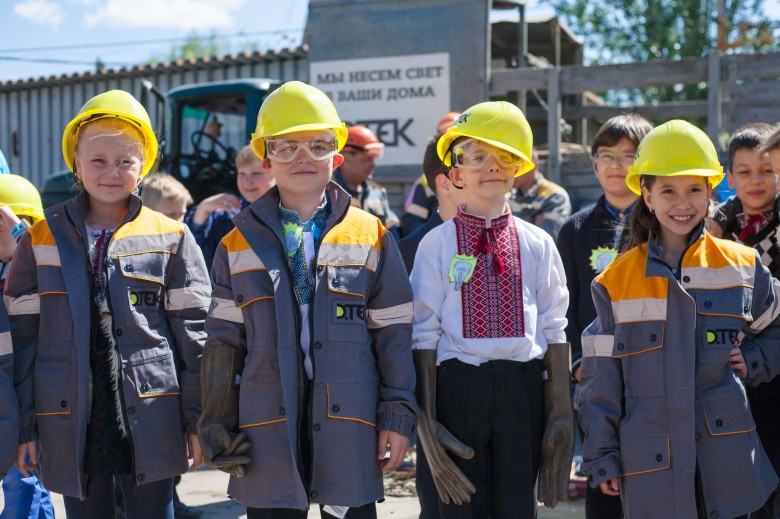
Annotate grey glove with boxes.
[413,349,476,505]
[537,342,575,509]
[198,344,251,477]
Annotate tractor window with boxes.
[176,94,248,201]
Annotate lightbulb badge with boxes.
[448,254,477,291]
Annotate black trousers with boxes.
[436,358,544,519]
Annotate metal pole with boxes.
[517,2,527,112]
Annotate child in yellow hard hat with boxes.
[198,81,417,518]
[579,120,780,518]
[6,90,210,518]
[410,101,573,518]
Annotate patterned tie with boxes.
[278,199,330,306]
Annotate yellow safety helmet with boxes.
[437,101,535,177]
[251,81,348,159]
[626,120,723,195]
[0,174,45,223]
[62,90,158,177]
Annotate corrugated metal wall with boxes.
[0,48,309,187]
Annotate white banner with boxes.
[310,53,451,167]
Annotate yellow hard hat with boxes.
[626,120,723,195]
[251,81,348,159]
[0,174,44,223]
[437,101,535,177]
[62,90,158,177]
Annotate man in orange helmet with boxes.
[333,125,401,237]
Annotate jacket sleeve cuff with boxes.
[582,455,621,488]
[184,417,199,435]
[741,342,765,385]
[19,423,37,444]
[377,412,417,439]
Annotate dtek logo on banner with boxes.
[310,53,451,166]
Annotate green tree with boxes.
[551,0,777,102]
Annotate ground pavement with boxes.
[0,467,587,518]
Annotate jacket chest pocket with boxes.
[325,265,370,343]
[232,270,277,348]
[696,288,751,364]
[118,253,168,328]
[37,266,73,342]
[614,321,666,397]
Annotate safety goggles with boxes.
[265,137,339,163]
[594,151,636,168]
[451,138,525,171]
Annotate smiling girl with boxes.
[5,90,211,519]
[578,120,780,518]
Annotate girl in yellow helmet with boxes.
[579,120,780,518]
[6,90,210,519]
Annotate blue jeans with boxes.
[1,465,55,519]
[63,474,173,519]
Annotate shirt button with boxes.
[317,265,324,274]
[105,260,113,269]
[61,400,68,408]
[237,295,244,303]
[597,468,606,476]
[136,474,144,482]
[649,333,657,342]
[313,423,321,432]
[311,491,318,499]
[616,342,625,351]
[752,362,759,369]
[331,278,340,287]
[656,454,663,462]
[123,264,134,272]
[140,383,148,393]
[331,405,340,413]
[279,407,286,416]
[695,432,701,441]
[710,512,719,519]
[744,304,750,313]
[313,341,322,350]
[116,328,122,336]
[704,300,712,309]
[715,419,723,427]
[127,407,135,415]
[683,275,691,283]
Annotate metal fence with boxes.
[0,47,309,187]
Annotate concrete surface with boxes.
[0,468,587,518]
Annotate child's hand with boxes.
[730,345,748,380]
[600,477,620,496]
[16,441,37,477]
[191,193,242,225]
[377,430,410,471]
[187,433,204,471]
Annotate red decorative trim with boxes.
[453,207,525,338]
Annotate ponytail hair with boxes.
[623,175,659,253]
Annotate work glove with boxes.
[537,342,575,509]
[413,349,476,505]
[198,344,251,477]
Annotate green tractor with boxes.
[41,78,280,207]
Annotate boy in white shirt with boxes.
[410,101,572,518]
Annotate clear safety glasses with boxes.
[451,138,526,171]
[265,138,339,163]
[594,151,636,168]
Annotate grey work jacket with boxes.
[0,298,17,476]
[5,191,210,498]
[579,230,780,518]
[206,182,417,509]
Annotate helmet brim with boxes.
[438,128,535,177]
[251,122,348,159]
[626,167,724,195]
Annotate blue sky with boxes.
[0,0,777,83]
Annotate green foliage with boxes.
[551,0,778,102]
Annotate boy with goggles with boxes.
[198,81,417,519]
[410,100,573,518]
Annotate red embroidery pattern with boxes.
[454,207,525,338]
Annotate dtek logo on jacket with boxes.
[130,290,161,308]
[335,302,365,323]
[707,329,738,345]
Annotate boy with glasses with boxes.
[556,113,653,519]
[198,81,417,519]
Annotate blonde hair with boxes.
[140,173,193,210]
[236,144,261,168]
